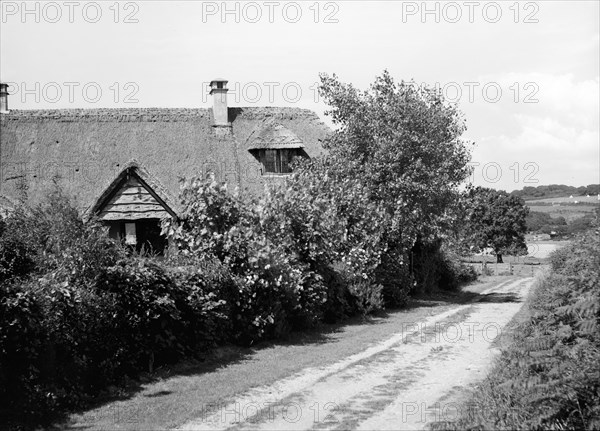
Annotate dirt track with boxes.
[177,277,534,431]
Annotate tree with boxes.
[568,214,596,235]
[526,211,567,233]
[526,211,552,232]
[317,71,472,246]
[464,187,529,263]
[303,71,474,298]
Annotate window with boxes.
[125,222,137,245]
[259,149,298,174]
[107,219,167,255]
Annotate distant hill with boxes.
[510,184,600,201]
[521,185,600,237]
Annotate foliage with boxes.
[0,281,49,424]
[0,193,232,428]
[318,71,472,245]
[511,184,600,201]
[0,212,36,282]
[0,192,130,426]
[567,213,597,236]
[445,231,600,430]
[527,209,597,238]
[411,241,477,293]
[163,177,329,344]
[96,258,185,365]
[314,71,474,298]
[463,186,529,262]
[0,261,231,428]
[0,189,125,285]
[162,172,395,326]
[526,211,567,233]
[169,258,233,349]
[259,159,392,311]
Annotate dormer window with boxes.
[248,122,308,176]
[259,148,300,174]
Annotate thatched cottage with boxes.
[0,80,330,252]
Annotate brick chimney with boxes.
[0,83,8,114]
[209,79,229,127]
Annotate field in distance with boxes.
[467,241,563,263]
[526,198,599,223]
[526,195,599,204]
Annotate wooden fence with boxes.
[463,261,545,276]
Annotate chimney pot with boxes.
[0,83,9,114]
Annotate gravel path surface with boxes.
[177,277,533,431]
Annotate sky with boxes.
[1,0,598,192]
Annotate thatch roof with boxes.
[0,107,330,217]
[247,122,305,150]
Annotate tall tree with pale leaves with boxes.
[317,71,473,248]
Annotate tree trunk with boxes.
[496,254,503,263]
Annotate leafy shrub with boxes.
[0,190,125,285]
[258,162,392,313]
[0,281,49,423]
[526,211,567,233]
[411,240,442,294]
[347,278,384,315]
[0,192,235,427]
[0,276,131,425]
[411,241,475,293]
[316,265,354,323]
[550,234,599,276]
[0,192,132,425]
[95,258,186,368]
[322,262,385,319]
[0,213,36,282]
[374,248,411,307]
[567,214,597,236]
[0,258,234,427]
[163,178,329,344]
[439,249,478,287]
[169,258,232,351]
[224,244,325,343]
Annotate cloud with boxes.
[492,72,599,127]
[469,73,599,190]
